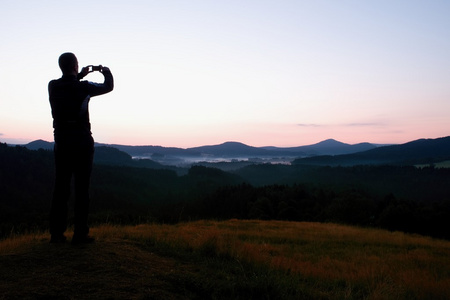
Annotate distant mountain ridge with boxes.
[188,142,280,157]
[293,136,450,166]
[21,139,379,157]
[19,136,450,167]
[261,139,376,156]
[24,139,53,151]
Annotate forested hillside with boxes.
[293,136,450,166]
[1,142,449,239]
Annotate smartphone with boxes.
[87,65,102,72]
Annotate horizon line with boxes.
[1,136,413,149]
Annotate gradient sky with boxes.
[1,1,449,147]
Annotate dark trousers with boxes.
[50,138,94,237]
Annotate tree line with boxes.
[1,142,449,240]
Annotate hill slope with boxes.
[293,136,450,166]
[263,138,377,155]
[188,141,274,156]
[1,220,449,300]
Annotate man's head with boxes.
[58,52,78,75]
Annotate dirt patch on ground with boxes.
[0,237,198,299]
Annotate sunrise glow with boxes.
[1,1,449,148]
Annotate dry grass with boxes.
[104,220,450,299]
[1,220,449,299]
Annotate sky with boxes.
[1,0,449,148]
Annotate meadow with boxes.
[416,160,450,169]
[1,220,449,299]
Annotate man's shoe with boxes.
[50,235,67,244]
[71,235,95,245]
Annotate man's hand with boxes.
[80,66,90,78]
[101,66,111,73]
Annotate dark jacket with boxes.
[49,70,114,144]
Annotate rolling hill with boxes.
[22,139,379,159]
[262,138,377,155]
[293,136,450,166]
[188,141,280,156]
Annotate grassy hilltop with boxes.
[1,220,449,300]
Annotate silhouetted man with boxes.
[49,52,113,244]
